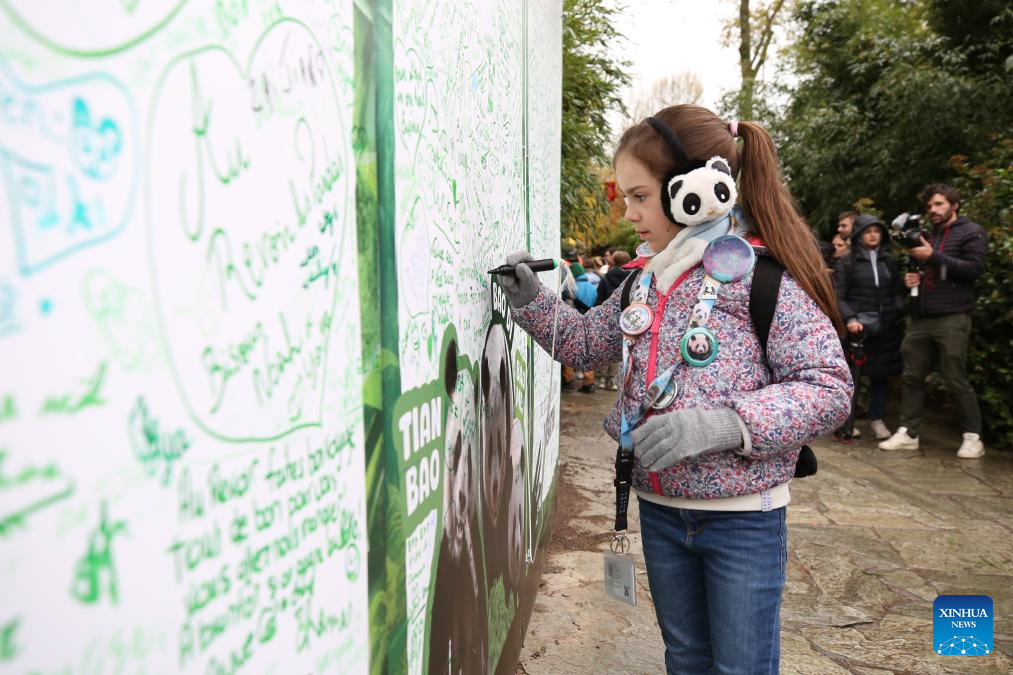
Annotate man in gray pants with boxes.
[879,184,988,458]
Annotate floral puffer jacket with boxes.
[511,256,853,501]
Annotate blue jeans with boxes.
[638,498,787,674]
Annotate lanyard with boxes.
[611,232,755,535]
[612,268,723,532]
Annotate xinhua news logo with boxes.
[933,595,992,656]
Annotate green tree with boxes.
[953,138,1013,448]
[772,0,1012,233]
[723,0,791,120]
[772,0,1013,447]
[561,0,630,247]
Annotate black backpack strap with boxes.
[749,252,817,479]
[619,268,642,310]
[749,254,783,354]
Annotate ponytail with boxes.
[737,121,844,335]
[614,105,844,334]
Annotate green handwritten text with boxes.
[39,362,108,415]
[0,617,18,661]
[129,397,192,486]
[71,501,128,605]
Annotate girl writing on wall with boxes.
[498,104,852,673]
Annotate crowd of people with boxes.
[824,186,988,458]
[559,247,632,392]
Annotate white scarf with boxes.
[646,213,736,293]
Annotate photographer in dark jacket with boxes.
[879,184,988,458]
[835,215,905,440]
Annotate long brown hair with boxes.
[614,104,844,334]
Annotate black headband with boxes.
[645,116,706,224]
[646,116,705,175]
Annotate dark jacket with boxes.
[911,216,987,318]
[594,266,632,306]
[835,216,904,379]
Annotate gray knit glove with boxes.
[499,251,540,308]
[632,407,744,470]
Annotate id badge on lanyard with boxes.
[604,545,637,606]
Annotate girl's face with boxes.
[861,226,882,248]
[615,152,683,253]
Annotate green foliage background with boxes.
[772,0,1012,233]
[557,0,1012,445]
[953,139,1013,448]
[768,0,1013,447]
[560,0,629,247]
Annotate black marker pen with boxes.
[487,258,559,276]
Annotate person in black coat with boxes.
[834,215,904,440]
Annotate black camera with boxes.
[844,334,865,363]
[890,212,929,248]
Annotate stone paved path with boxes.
[517,388,1012,674]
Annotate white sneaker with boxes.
[956,433,985,459]
[869,419,891,440]
[879,427,919,451]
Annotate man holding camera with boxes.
[879,184,988,458]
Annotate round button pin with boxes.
[681,326,718,367]
[651,380,679,410]
[635,241,656,258]
[620,302,653,336]
[703,235,756,283]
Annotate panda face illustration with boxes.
[665,156,737,227]
[443,377,477,561]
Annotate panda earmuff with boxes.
[645,116,738,227]
[664,157,737,227]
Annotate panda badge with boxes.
[620,302,653,337]
[681,326,718,367]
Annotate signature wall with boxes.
[0,1,561,673]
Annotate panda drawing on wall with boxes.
[505,416,526,594]
[429,339,488,675]
[480,323,526,600]
[481,325,512,536]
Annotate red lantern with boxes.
[605,180,617,202]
